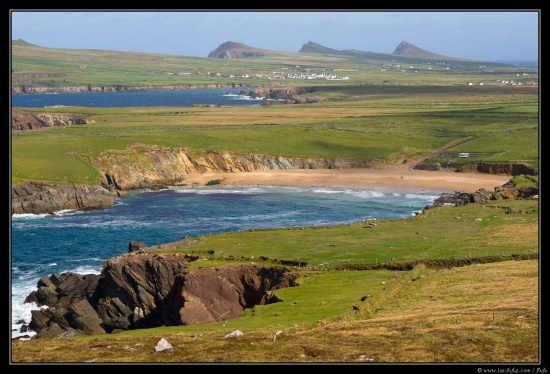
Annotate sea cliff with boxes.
[11,144,537,215]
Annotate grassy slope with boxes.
[12,40,538,88]
[10,198,539,363]
[10,42,540,364]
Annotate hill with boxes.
[12,38,38,47]
[209,40,478,63]
[207,41,270,58]
[9,37,540,364]
[392,41,464,60]
[12,37,530,93]
[298,41,345,55]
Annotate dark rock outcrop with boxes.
[25,252,298,338]
[247,87,321,104]
[422,180,538,212]
[11,182,117,215]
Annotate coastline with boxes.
[183,168,512,194]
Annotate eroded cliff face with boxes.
[87,146,390,191]
[25,252,298,338]
[11,182,118,215]
[12,144,537,215]
[11,83,249,95]
[11,110,95,132]
[11,145,392,215]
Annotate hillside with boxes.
[12,38,531,93]
[298,41,345,55]
[299,41,458,60]
[207,41,269,58]
[211,39,474,62]
[392,41,464,60]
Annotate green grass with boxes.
[176,198,538,267]
[12,40,539,90]
[10,41,540,363]
[10,198,539,362]
[11,85,539,184]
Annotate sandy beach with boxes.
[184,168,511,193]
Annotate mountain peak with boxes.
[207,41,266,59]
[298,41,342,54]
[392,41,456,60]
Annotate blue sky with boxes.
[10,10,540,62]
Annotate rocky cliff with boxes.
[12,110,95,132]
[11,83,250,95]
[422,179,538,211]
[11,182,118,215]
[11,146,391,215]
[89,146,387,191]
[12,145,538,215]
[25,250,298,338]
[247,87,322,104]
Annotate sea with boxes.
[10,88,443,340]
[11,87,263,108]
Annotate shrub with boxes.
[205,179,224,186]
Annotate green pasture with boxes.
[64,196,538,342]
[12,40,539,89]
[173,199,538,267]
[11,84,539,183]
[128,197,538,337]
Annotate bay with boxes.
[11,185,441,339]
[11,88,262,108]
[11,88,441,340]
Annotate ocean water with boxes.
[11,88,442,340]
[11,185,442,339]
[11,88,263,108]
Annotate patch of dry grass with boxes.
[11,260,539,363]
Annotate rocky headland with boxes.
[23,244,298,339]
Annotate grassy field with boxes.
[10,198,539,363]
[12,39,539,89]
[10,259,540,363]
[10,41,540,364]
[11,85,539,184]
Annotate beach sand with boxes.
[183,168,511,193]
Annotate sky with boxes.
[10,10,540,62]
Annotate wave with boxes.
[52,209,81,216]
[11,213,49,220]
[404,192,440,200]
[58,264,102,275]
[172,187,264,195]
